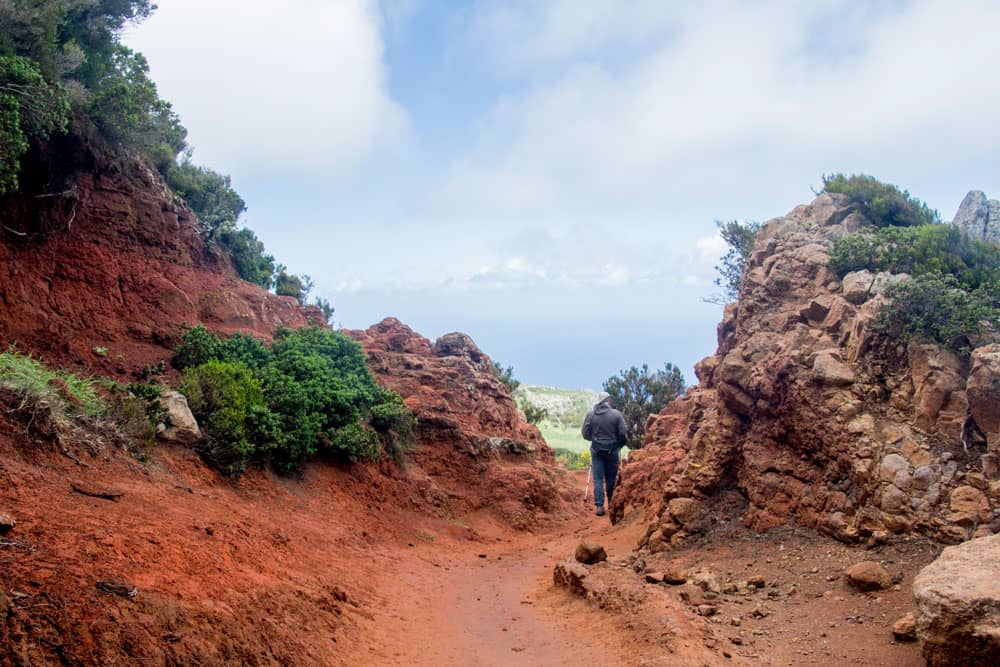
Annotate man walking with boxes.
[582,393,627,517]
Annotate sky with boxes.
[125,0,1000,390]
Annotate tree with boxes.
[314,296,335,325]
[705,219,760,305]
[491,361,520,394]
[603,363,685,449]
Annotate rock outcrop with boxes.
[953,190,1000,244]
[347,318,569,526]
[913,533,1000,665]
[616,193,1000,546]
[0,159,321,378]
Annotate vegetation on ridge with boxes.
[821,173,940,228]
[0,1,314,303]
[826,175,1000,353]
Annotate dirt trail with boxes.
[348,515,645,667]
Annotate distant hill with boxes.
[514,384,601,453]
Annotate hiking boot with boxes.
[595,505,605,516]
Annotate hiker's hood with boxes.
[594,402,612,415]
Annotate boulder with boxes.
[968,344,1000,451]
[157,390,202,444]
[574,542,607,565]
[914,533,1000,666]
[0,513,14,533]
[844,561,892,591]
[664,565,688,585]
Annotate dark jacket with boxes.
[582,402,627,453]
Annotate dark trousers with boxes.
[591,448,619,507]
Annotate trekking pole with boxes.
[583,464,592,502]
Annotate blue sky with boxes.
[126,1,1000,389]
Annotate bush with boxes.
[874,275,999,353]
[829,224,1000,289]
[603,363,685,449]
[554,448,590,471]
[491,362,520,394]
[368,390,417,466]
[174,326,414,473]
[179,360,270,475]
[822,173,939,228]
[518,399,548,425]
[706,219,761,305]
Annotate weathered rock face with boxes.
[157,390,202,444]
[615,193,1000,546]
[0,159,319,378]
[347,318,567,526]
[914,533,1000,666]
[953,190,1000,244]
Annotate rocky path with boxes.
[347,520,643,667]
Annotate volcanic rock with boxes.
[574,542,608,565]
[0,162,319,376]
[612,192,1000,545]
[914,533,1000,666]
[845,561,892,591]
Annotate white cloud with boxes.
[434,1,1000,218]
[125,0,406,175]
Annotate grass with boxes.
[0,350,103,417]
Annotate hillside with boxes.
[514,384,600,452]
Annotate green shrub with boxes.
[368,390,417,465]
[822,173,939,228]
[518,399,548,425]
[707,219,761,304]
[829,224,1000,289]
[491,361,520,394]
[874,275,1000,352]
[218,227,276,289]
[554,448,590,470]
[179,359,270,475]
[173,325,414,473]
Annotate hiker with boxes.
[581,392,627,517]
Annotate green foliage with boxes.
[491,361,520,394]
[554,447,590,470]
[180,360,269,475]
[314,296,335,325]
[829,224,1000,289]
[88,46,185,167]
[368,390,417,466]
[518,399,548,425]
[274,269,313,305]
[873,275,1000,353]
[822,173,939,228]
[603,363,685,449]
[707,219,761,304]
[0,348,103,418]
[218,227,276,289]
[0,55,69,194]
[165,161,245,236]
[174,326,414,474]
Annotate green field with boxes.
[514,384,598,454]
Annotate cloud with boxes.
[125,0,406,175]
[432,1,1000,219]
